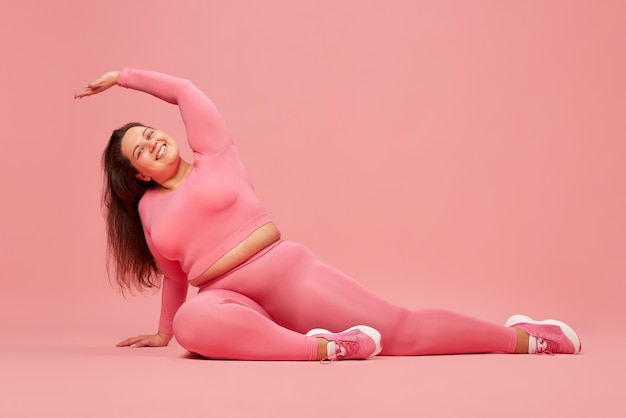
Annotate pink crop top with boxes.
[117,69,272,334]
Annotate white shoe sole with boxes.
[505,314,582,354]
[306,325,383,357]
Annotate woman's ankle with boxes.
[316,337,329,360]
[514,328,530,354]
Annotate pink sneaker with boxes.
[505,315,582,354]
[306,325,382,362]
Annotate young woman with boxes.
[74,69,581,362]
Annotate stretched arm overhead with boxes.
[75,69,232,156]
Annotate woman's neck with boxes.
[158,160,193,193]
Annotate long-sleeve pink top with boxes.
[117,69,272,334]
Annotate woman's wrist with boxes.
[157,331,174,344]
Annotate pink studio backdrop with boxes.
[1,1,624,343]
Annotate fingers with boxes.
[74,74,111,99]
[74,83,102,99]
[116,335,148,347]
[116,336,140,347]
[116,334,165,348]
[73,87,93,99]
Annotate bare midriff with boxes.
[188,222,281,287]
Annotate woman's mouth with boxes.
[156,144,167,160]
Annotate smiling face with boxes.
[120,126,181,183]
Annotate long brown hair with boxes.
[102,122,160,293]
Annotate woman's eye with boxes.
[147,131,153,139]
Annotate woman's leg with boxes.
[206,241,518,356]
[173,289,320,360]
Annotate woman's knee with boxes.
[173,290,229,350]
[172,289,270,353]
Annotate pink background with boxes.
[1,1,625,417]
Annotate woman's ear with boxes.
[135,173,152,182]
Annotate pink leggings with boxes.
[173,240,518,360]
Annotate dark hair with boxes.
[102,122,160,293]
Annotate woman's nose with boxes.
[146,139,157,154]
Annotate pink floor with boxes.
[2,324,624,417]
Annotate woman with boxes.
[74,69,581,361]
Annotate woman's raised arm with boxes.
[76,69,231,156]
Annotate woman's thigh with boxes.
[201,241,410,335]
[174,288,317,360]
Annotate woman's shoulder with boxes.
[138,189,159,216]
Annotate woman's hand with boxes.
[116,332,173,348]
[74,71,120,99]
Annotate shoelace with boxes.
[335,340,359,359]
[320,339,360,364]
[535,337,557,356]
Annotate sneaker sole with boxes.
[306,325,383,357]
[505,314,582,354]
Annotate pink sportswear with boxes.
[117,69,520,360]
